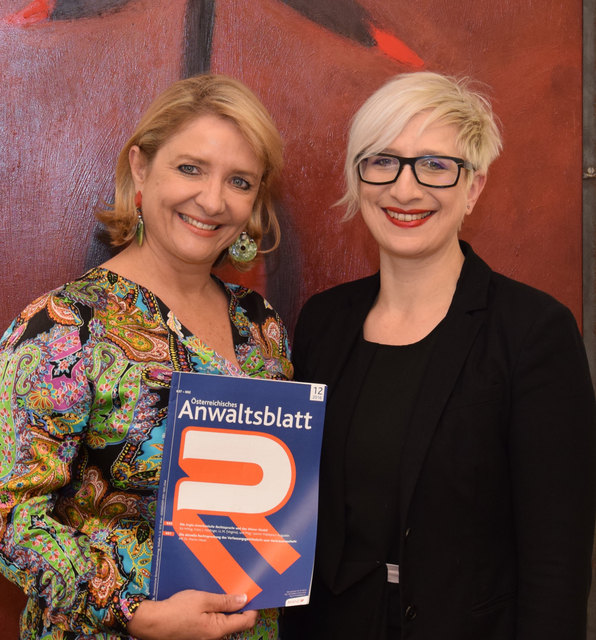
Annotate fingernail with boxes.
[234,593,248,606]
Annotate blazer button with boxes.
[405,605,417,620]
[405,527,411,539]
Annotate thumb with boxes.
[204,592,248,613]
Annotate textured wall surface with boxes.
[0,0,585,636]
[210,0,583,332]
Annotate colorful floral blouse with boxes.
[0,268,292,640]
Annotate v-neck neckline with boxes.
[86,267,246,375]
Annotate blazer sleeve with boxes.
[508,301,595,638]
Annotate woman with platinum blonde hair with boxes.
[282,71,595,639]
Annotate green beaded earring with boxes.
[228,231,257,262]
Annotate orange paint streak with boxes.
[5,0,55,25]
[370,25,425,69]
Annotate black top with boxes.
[343,331,436,567]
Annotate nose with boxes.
[195,178,225,216]
[388,164,424,201]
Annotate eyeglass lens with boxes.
[359,155,462,187]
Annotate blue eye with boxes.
[231,176,251,190]
[178,164,199,175]
[369,155,399,170]
[418,157,451,172]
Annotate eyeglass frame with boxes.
[357,153,476,189]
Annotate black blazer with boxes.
[284,243,595,640]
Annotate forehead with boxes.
[165,114,247,148]
[155,114,263,171]
[385,113,460,153]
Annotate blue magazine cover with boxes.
[151,371,327,609]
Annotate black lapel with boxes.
[314,274,380,391]
[399,243,492,526]
[314,274,380,588]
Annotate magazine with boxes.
[150,371,327,609]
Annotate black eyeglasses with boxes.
[357,153,475,188]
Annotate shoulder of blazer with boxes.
[292,273,379,382]
[301,273,379,316]
[454,241,570,319]
[458,241,578,335]
[295,273,379,340]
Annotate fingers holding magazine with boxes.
[127,590,258,640]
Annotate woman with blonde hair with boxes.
[283,71,595,639]
[0,74,291,640]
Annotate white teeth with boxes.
[385,210,432,222]
[180,214,218,230]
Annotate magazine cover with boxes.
[151,371,327,610]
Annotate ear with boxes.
[465,172,487,215]
[129,145,148,189]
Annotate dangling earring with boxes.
[228,231,257,262]
[134,191,144,246]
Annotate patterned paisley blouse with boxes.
[0,268,293,640]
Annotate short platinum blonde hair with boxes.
[339,71,503,219]
[97,74,283,270]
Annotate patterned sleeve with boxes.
[0,292,139,635]
[226,284,293,381]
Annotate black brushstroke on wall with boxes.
[52,0,131,19]
[279,0,374,45]
[182,0,216,77]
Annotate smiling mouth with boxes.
[180,213,218,231]
[384,209,434,222]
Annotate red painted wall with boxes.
[210,0,583,330]
[0,0,583,635]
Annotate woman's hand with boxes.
[126,590,259,640]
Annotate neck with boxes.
[363,240,464,345]
[376,241,464,311]
[101,240,240,365]
[101,242,217,302]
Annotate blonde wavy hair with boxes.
[97,74,283,270]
